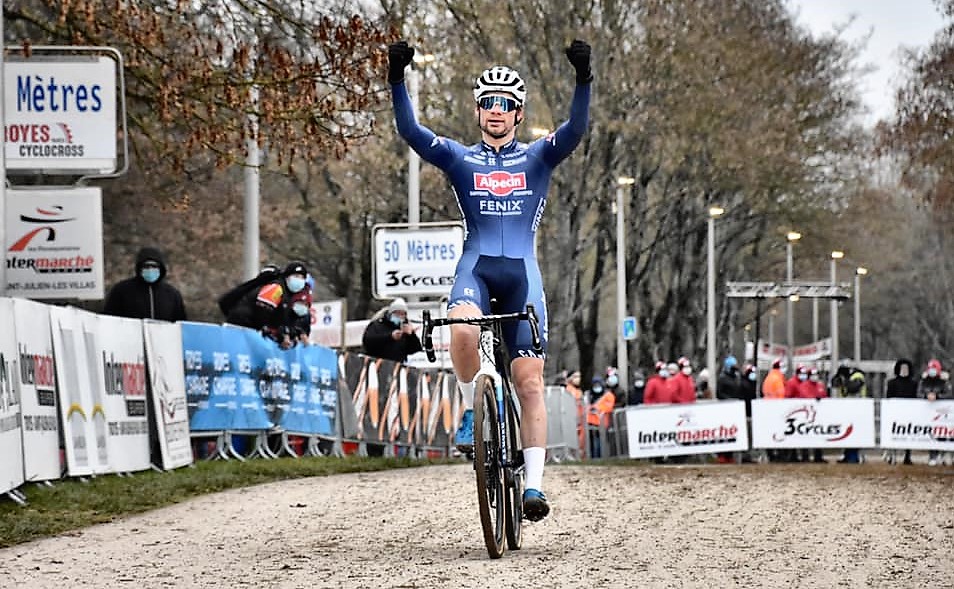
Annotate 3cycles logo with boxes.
[772,404,853,442]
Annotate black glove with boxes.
[387,41,415,84]
[565,39,592,84]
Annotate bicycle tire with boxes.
[473,373,506,558]
[503,385,524,550]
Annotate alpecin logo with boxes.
[772,403,853,442]
[473,171,527,197]
[8,205,76,252]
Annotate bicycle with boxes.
[421,303,542,559]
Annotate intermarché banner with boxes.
[4,187,105,300]
[626,401,749,458]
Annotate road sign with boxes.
[372,222,464,298]
[622,316,637,340]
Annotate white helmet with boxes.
[473,65,526,106]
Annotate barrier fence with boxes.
[587,398,954,461]
[4,296,953,505]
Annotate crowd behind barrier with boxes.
[583,398,954,463]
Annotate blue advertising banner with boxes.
[182,322,337,434]
[181,322,271,431]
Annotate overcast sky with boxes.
[787,0,947,125]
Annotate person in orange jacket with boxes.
[761,358,786,399]
[586,377,616,458]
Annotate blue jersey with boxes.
[392,81,590,357]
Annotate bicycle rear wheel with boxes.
[473,374,506,558]
[503,386,524,550]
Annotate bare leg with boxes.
[448,303,481,382]
[511,357,546,448]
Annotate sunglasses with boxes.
[478,95,520,112]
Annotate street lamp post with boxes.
[707,206,725,392]
[616,176,636,392]
[830,250,844,369]
[785,231,801,374]
[854,267,867,363]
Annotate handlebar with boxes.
[421,304,542,363]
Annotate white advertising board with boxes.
[50,306,108,476]
[880,398,954,451]
[372,222,463,298]
[98,315,151,473]
[4,55,118,172]
[309,299,346,348]
[626,401,749,458]
[751,398,876,448]
[4,187,104,300]
[0,298,25,495]
[13,298,61,481]
[143,320,193,470]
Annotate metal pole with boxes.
[786,242,794,374]
[243,84,260,280]
[408,66,420,229]
[830,258,839,369]
[706,215,717,395]
[616,184,628,392]
[854,272,861,363]
[812,298,819,343]
[768,312,775,346]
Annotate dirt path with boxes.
[3,462,953,588]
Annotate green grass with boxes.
[0,455,454,549]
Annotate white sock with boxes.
[523,446,545,492]
[458,380,475,410]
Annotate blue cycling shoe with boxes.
[523,488,550,522]
[455,409,474,452]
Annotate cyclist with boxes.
[388,38,592,521]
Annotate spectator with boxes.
[564,371,586,455]
[696,368,711,399]
[761,358,786,399]
[739,363,758,463]
[785,365,811,399]
[671,356,696,404]
[643,361,675,405]
[715,355,743,463]
[629,370,646,406]
[361,297,423,363]
[835,364,867,464]
[806,367,828,463]
[918,358,952,466]
[586,376,617,458]
[224,261,311,349]
[604,366,621,402]
[103,246,187,321]
[886,358,919,465]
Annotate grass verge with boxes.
[0,455,454,549]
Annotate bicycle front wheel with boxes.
[503,385,524,551]
[473,374,506,558]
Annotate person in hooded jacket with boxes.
[225,261,311,349]
[918,358,952,466]
[629,370,646,405]
[103,246,187,321]
[715,356,743,463]
[886,358,919,465]
[361,297,423,363]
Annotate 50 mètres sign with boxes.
[372,223,464,298]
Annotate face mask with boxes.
[748,372,757,382]
[388,313,405,327]
[141,268,160,283]
[292,302,309,317]
[592,385,603,394]
[798,374,807,381]
[659,370,670,378]
[606,375,619,387]
[286,277,306,293]
[928,368,938,378]
[634,379,645,388]
[682,366,692,376]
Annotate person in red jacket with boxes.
[785,365,811,398]
[803,367,828,463]
[672,356,697,404]
[643,361,675,405]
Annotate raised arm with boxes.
[538,39,592,168]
